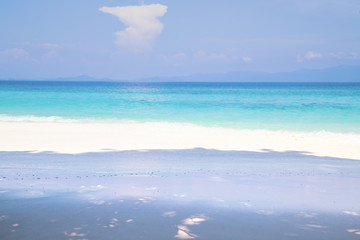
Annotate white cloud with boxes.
[242,57,253,62]
[42,50,58,59]
[194,50,227,61]
[194,50,207,59]
[21,42,61,49]
[0,48,30,61]
[305,51,322,59]
[329,51,359,59]
[299,51,359,62]
[351,52,359,58]
[173,52,186,60]
[40,43,61,48]
[99,4,167,52]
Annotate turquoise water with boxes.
[0,81,359,133]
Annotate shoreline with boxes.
[1,140,360,239]
[1,121,359,159]
[1,114,359,134]
[1,148,360,211]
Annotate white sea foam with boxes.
[0,114,83,123]
[0,114,144,124]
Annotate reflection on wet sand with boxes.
[182,215,209,226]
[347,229,360,235]
[343,211,359,216]
[175,225,198,239]
[1,149,360,239]
[0,196,360,240]
[175,214,209,239]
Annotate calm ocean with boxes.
[1,81,359,133]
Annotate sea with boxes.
[1,81,359,133]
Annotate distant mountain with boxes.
[0,75,115,82]
[140,65,360,82]
[48,75,114,82]
[267,65,360,82]
[2,65,360,82]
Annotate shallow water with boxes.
[1,81,360,132]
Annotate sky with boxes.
[0,0,360,80]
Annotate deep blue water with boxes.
[1,81,359,132]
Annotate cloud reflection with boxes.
[182,214,209,225]
[162,211,176,217]
[299,224,327,230]
[175,214,209,239]
[79,185,104,193]
[175,225,198,239]
[64,231,86,237]
[347,229,360,235]
[343,211,359,216]
[297,212,319,218]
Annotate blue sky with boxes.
[0,0,359,80]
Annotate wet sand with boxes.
[1,195,360,240]
[1,149,360,239]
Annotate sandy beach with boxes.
[2,0,360,238]
[1,81,360,240]
[1,121,360,159]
